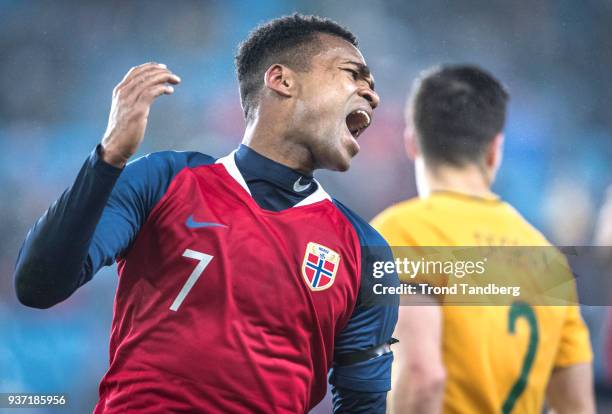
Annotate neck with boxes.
[416,158,495,198]
[241,112,315,176]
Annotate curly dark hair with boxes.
[235,13,357,120]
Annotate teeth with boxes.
[346,109,372,139]
[356,110,371,126]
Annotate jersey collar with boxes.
[216,145,331,207]
[429,190,501,203]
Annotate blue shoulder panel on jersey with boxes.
[88,147,216,276]
[14,145,215,308]
[329,199,399,398]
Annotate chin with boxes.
[311,137,355,172]
[315,154,351,172]
[328,152,352,172]
[334,160,351,172]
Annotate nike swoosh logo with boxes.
[185,215,228,229]
[293,176,312,192]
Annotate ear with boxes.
[486,133,504,171]
[264,64,294,98]
[403,122,420,161]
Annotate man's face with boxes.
[291,34,379,171]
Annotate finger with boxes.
[115,63,168,94]
[140,84,176,102]
[140,71,181,88]
[118,69,177,99]
[125,62,166,80]
[122,67,170,91]
[124,67,180,91]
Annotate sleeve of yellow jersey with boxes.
[554,305,593,367]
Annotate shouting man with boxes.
[15,14,398,414]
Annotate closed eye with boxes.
[340,60,375,90]
[344,68,359,80]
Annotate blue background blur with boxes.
[1,1,611,412]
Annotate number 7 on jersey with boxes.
[170,249,213,311]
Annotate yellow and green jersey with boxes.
[371,191,592,414]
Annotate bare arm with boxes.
[546,363,595,414]
[389,294,445,414]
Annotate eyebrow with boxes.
[343,60,375,90]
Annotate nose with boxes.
[359,86,380,110]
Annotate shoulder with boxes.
[332,199,388,247]
[110,150,217,207]
[371,197,428,226]
[500,201,552,246]
[370,197,428,245]
[119,150,216,185]
[332,199,399,307]
[129,150,216,173]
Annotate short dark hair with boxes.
[235,13,357,119]
[410,65,509,167]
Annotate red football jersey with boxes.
[94,153,362,413]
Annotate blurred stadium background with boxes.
[1,0,611,412]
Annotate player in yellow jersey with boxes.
[371,65,595,414]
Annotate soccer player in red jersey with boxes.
[14,14,398,413]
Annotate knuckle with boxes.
[130,108,145,120]
[138,90,154,101]
[130,77,144,89]
[145,88,158,98]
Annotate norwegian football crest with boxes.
[301,242,341,291]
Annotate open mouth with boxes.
[345,109,372,139]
